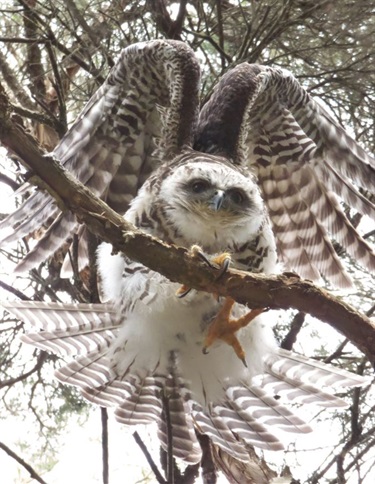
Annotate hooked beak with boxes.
[210,190,225,211]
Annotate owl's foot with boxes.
[202,297,266,367]
[209,251,232,279]
[176,285,193,298]
[176,246,231,298]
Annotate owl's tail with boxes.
[3,300,202,464]
[2,301,369,465]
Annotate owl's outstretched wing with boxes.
[0,40,200,272]
[195,63,375,287]
[2,300,368,464]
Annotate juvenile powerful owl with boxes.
[1,40,374,478]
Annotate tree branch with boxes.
[0,441,47,484]
[0,280,31,301]
[0,84,374,364]
[281,311,306,351]
[133,431,166,484]
[101,407,109,484]
[0,352,47,390]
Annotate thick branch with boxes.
[0,89,374,363]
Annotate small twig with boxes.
[181,463,200,484]
[0,280,30,301]
[162,392,174,483]
[133,431,166,484]
[281,311,305,350]
[0,36,48,44]
[0,441,48,484]
[215,0,226,71]
[324,338,349,364]
[101,407,109,484]
[0,352,47,390]
[45,41,67,132]
[181,28,232,63]
[197,434,217,484]
[87,231,101,303]
[364,229,375,240]
[366,303,375,318]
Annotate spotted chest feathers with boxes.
[126,152,277,273]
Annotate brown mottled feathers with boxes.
[1,39,373,475]
[195,63,375,286]
[1,41,373,285]
[0,40,200,272]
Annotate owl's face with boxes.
[157,154,266,249]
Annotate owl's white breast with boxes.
[164,204,265,253]
[97,242,277,405]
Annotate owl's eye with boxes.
[190,179,210,193]
[228,189,246,205]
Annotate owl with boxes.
[0,39,374,477]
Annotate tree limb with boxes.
[101,407,109,484]
[0,352,47,390]
[0,441,47,484]
[133,431,166,484]
[0,85,374,364]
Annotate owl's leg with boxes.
[175,246,231,298]
[175,247,265,365]
[203,298,266,367]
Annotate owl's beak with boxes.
[210,190,225,211]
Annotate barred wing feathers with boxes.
[2,301,118,356]
[0,40,200,272]
[2,301,368,463]
[195,63,375,287]
[260,348,366,408]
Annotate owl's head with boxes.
[155,152,267,249]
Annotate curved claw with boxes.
[190,246,231,277]
[193,249,217,269]
[203,297,266,364]
[176,248,231,299]
[215,255,231,281]
[176,285,192,298]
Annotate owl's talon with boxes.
[176,285,192,298]
[176,248,231,298]
[203,297,267,363]
[215,255,231,280]
[209,252,231,278]
[189,246,216,269]
[189,245,231,276]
